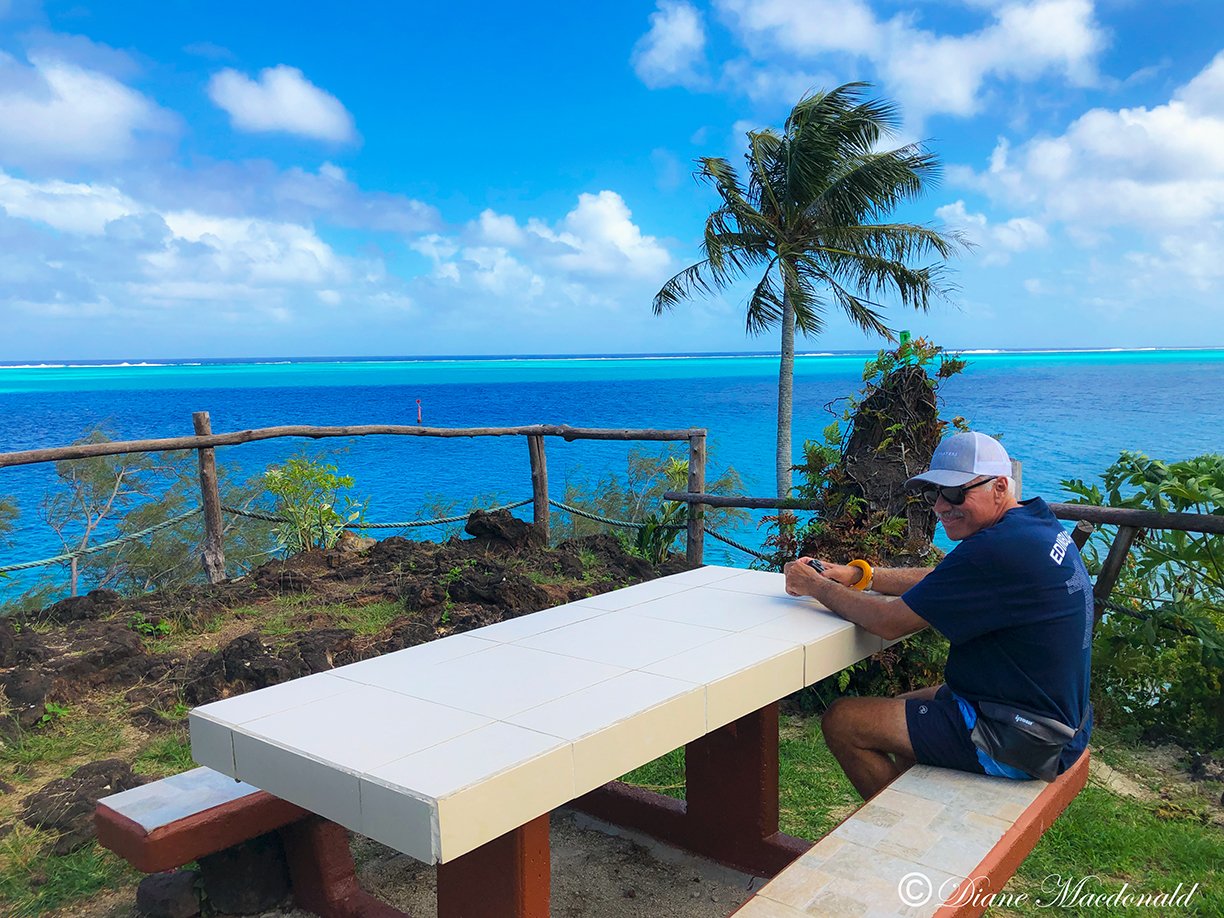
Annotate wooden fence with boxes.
[0,413,709,581]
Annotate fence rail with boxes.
[0,416,710,582]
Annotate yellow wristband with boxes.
[848,559,873,591]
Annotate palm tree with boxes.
[653,83,960,498]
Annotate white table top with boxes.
[189,565,884,864]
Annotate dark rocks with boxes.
[136,870,201,918]
[46,621,147,699]
[0,618,50,668]
[37,589,122,625]
[3,669,50,728]
[260,566,313,593]
[398,576,447,610]
[21,758,145,854]
[291,628,358,673]
[197,832,290,914]
[464,509,544,551]
[129,705,178,732]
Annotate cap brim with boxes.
[905,469,980,489]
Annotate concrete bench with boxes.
[95,767,398,918]
[732,752,1090,918]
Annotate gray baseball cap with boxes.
[905,432,1012,489]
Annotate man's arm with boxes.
[784,561,929,640]
[816,561,932,596]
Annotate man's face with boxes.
[934,476,1011,541]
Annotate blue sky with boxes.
[3,0,1224,359]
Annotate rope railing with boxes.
[0,416,713,577]
[0,498,766,577]
[0,508,204,574]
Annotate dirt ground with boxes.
[252,809,759,918]
[349,810,762,918]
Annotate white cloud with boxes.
[0,168,404,326]
[532,191,671,278]
[476,209,527,247]
[0,171,141,234]
[935,200,1048,264]
[208,65,356,142]
[632,0,708,89]
[682,0,1106,124]
[0,49,175,168]
[410,191,672,326]
[968,52,1224,233]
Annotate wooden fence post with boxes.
[527,435,549,544]
[1010,459,1023,500]
[193,411,226,584]
[1093,525,1138,620]
[1071,520,1094,550]
[686,434,706,566]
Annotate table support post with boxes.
[572,703,810,877]
[436,813,550,918]
[279,817,405,918]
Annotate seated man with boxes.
[783,431,1093,799]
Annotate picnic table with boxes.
[189,564,889,917]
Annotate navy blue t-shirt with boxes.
[902,497,1093,771]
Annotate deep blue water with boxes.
[1,349,1221,595]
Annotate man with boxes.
[783,431,1093,799]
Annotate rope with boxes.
[220,499,534,529]
[0,498,771,575]
[547,499,681,531]
[0,508,203,574]
[702,525,772,561]
[347,499,535,528]
[547,498,770,561]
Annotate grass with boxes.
[235,595,407,638]
[1002,785,1224,916]
[0,826,136,918]
[0,705,127,775]
[132,733,194,778]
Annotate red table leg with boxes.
[572,702,810,876]
[279,817,406,918]
[436,813,550,918]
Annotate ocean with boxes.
[1,348,1221,593]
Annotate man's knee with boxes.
[821,697,864,744]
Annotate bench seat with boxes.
[95,766,308,873]
[733,753,1089,918]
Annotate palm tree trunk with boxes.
[776,289,796,498]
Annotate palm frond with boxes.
[814,147,940,225]
[743,262,785,335]
[652,260,719,314]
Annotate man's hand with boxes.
[783,556,930,640]
[782,558,865,594]
[813,560,865,588]
[783,557,844,597]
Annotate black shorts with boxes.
[905,685,987,775]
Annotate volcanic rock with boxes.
[22,758,145,854]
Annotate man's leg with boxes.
[820,697,914,800]
[890,684,943,773]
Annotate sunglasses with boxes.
[915,476,997,506]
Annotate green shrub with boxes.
[1064,451,1224,750]
[264,455,367,553]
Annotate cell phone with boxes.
[804,558,825,572]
